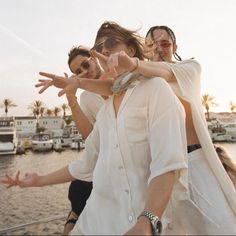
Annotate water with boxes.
[0,144,236,235]
[0,149,82,235]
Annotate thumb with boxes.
[99,68,118,81]
[90,50,108,64]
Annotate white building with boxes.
[38,116,64,137]
[15,116,37,138]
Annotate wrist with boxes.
[130,57,139,73]
[67,95,78,108]
[138,210,162,235]
[76,77,81,88]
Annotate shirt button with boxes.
[118,165,123,170]
[128,215,133,222]
[168,223,173,230]
[125,189,129,194]
[115,144,118,148]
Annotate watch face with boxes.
[154,219,162,234]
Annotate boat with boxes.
[53,138,64,152]
[0,117,17,155]
[211,133,234,142]
[32,133,53,152]
[224,123,236,138]
[70,134,84,150]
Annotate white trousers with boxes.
[182,148,236,235]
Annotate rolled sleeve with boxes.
[68,123,100,181]
[147,78,188,184]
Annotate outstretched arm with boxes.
[93,50,176,82]
[2,166,75,188]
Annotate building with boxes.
[38,116,64,137]
[15,116,37,138]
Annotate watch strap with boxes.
[138,210,162,236]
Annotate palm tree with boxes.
[28,100,45,132]
[53,107,61,117]
[229,101,236,113]
[64,115,73,126]
[40,107,45,117]
[46,109,53,116]
[1,99,17,117]
[201,94,218,120]
[61,103,69,117]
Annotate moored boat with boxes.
[0,117,17,155]
[32,133,53,152]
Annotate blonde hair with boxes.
[214,144,236,188]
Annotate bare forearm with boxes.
[125,171,175,235]
[79,78,113,96]
[66,94,93,139]
[144,171,175,217]
[37,166,75,187]
[136,60,176,82]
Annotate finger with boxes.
[77,71,87,78]
[38,79,52,83]
[107,53,119,71]
[35,83,44,88]
[90,50,108,63]
[3,174,16,186]
[15,171,20,185]
[5,174,15,183]
[35,81,48,88]
[39,72,65,80]
[39,72,56,79]
[58,89,66,97]
[38,83,52,94]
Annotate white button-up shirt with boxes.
[80,90,105,125]
[69,76,188,235]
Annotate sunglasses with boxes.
[146,40,172,49]
[93,37,124,52]
[75,58,91,75]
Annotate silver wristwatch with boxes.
[138,210,162,236]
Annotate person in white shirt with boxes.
[2,22,189,235]
[142,25,236,234]
[90,24,236,234]
[37,46,105,235]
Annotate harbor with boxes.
[0,149,82,235]
[0,143,235,235]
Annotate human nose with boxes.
[102,48,111,57]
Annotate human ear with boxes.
[127,46,136,57]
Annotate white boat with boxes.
[70,134,84,150]
[32,133,53,152]
[0,117,17,155]
[53,138,63,152]
[224,123,236,138]
[211,133,234,142]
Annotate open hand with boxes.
[36,72,81,97]
[90,50,137,80]
[2,171,39,188]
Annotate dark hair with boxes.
[93,21,144,60]
[68,46,90,67]
[215,144,236,187]
[146,25,182,61]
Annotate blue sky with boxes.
[0,0,236,116]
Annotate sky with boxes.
[0,0,236,116]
